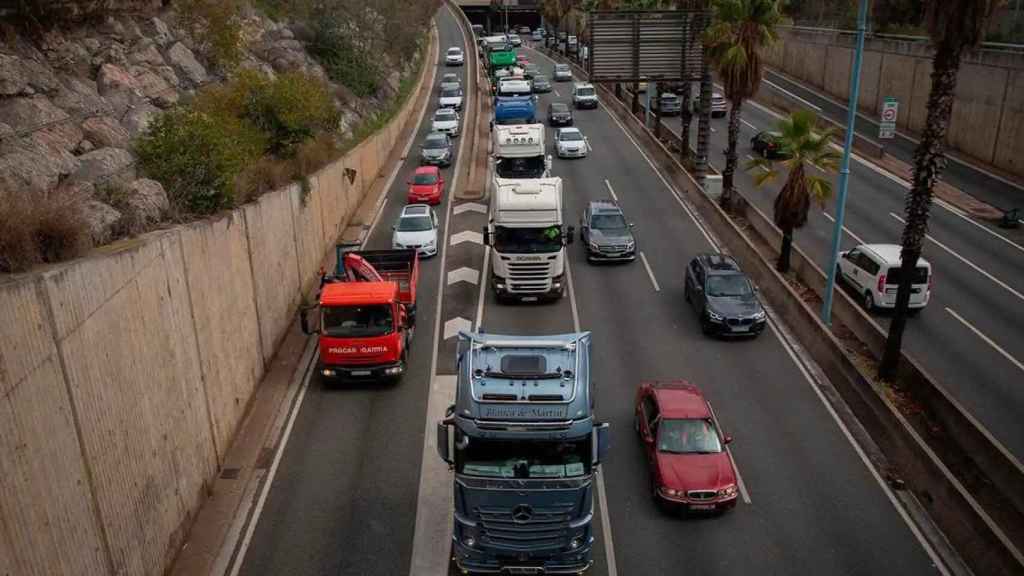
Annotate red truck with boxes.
[300,244,419,382]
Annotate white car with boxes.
[439,87,464,110]
[838,243,933,312]
[446,47,465,66]
[572,82,598,109]
[431,108,460,137]
[555,127,588,158]
[693,91,728,117]
[392,204,439,257]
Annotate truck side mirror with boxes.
[724,435,734,445]
[546,154,552,170]
[481,225,490,246]
[565,225,575,245]
[436,421,453,464]
[299,306,320,335]
[592,422,610,465]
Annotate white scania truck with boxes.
[488,124,550,188]
[484,177,574,302]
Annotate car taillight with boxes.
[877,274,886,293]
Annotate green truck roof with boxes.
[489,51,516,67]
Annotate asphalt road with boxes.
[481,43,945,576]
[236,7,468,576]
[642,80,1024,465]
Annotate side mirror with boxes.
[546,154,553,170]
[436,421,453,464]
[299,306,320,335]
[629,222,635,228]
[592,422,610,465]
[724,435,734,445]
[481,225,490,246]
[565,225,575,245]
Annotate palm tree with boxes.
[746,110,839,273]
[878,0,999,380]
[704,0,782,210]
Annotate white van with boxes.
[838,243,932,312]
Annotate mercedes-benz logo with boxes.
[511,504,533,523]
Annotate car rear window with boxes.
[413,173,438,185]
[886,266,929,285]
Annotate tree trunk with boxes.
[695,56,712,186]
[777,227,793,273]
[720,99,743,210]
[680,80,693,164]
[878,39,965,380]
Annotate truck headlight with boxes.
[718,485,738,497]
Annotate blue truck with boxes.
[494,95,536,126]
[437,331,609,575]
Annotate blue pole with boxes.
[821,0,869,325]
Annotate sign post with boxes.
[879,97,898,139]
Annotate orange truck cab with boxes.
[301,244,419,382]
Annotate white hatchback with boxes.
[555,127,588,158]
[393,205,439,257]
[431,108,460,137]
[838,243,932,312]
[446,47,464,66]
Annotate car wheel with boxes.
[633,412,640,434]
[760,147,768,159]
[700,314,714,336]
[863,291,874,311]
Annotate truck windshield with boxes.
[322,304,393,338]
[494,226,563,253]
[457,436,590,478]
[495,156,545,178]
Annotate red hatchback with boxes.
[407,166,444,205]
[634,381,739,513]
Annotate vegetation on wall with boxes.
[176,0,247,71]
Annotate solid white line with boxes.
[946,307,1024,373]
[821,212,867,244]
[603,79,950,574]
[475,246,490,330]
[741,119,758,131]
[889,212,1024,302]
[763,79,822,111]
[554,89,560,97]
[604,178,619,202]
[934,198,1024,255]
[745,154,755,161]
[765,318,952,576]
[710,125,717,133]
[706,401,752,504]
[638,252,661,292]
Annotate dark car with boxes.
[684,253,766,337]
[532,74,552,93]
[523,63,541,79]
[750,131,789,159]
[581,201,636,262]
[419,131,453,167]
[548,102,573,126]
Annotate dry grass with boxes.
[233,134,340,204]
[0,187,92,273]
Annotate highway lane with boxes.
[647,92,1024,463]
[762,69,1024,215]
[236,8,468,576]
[499,43,945,576]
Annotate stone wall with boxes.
[764,27,1024,180]
[0,23,434,576]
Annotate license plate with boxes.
[690,504,715,511]
[521,296,539,302]
[605,252,622,257]
[350,370,371,376]
[730,325,749,333]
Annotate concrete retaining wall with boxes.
[766,27,1024,180]
[0,24,436,576]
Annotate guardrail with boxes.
[779,24,1024,53]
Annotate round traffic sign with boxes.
[882,108,897,121]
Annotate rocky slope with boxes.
[0,5,408,246]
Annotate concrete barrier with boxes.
[0,18,438,576]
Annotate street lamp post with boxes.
[821,0,869,325]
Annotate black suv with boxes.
[548,102,573,126]
[684,253,766,337]
[750,131,790,159]
[580,201,636,262]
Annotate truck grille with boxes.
[508,261,552,293]
[478,504,573,551]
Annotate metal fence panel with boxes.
[588,9,709,83]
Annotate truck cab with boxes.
[490,123,550,180]
[300,246,419,382]
[494,96,537,126]
[437,332,609,575]
[484,177,573,302]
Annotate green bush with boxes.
[136,108,267,215]
[245,71,340,156]
[177,0,246,71]
[309,21,381,97]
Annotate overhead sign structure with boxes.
[879,97,898,139]
[587,6,710,83]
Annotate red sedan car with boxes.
[634,380,739,513]
[407,166,444,205]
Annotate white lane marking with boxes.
[604,80,951,574]
[821,212,866,244]
[366,198,389,238]
[745,154,755,161]
[411,9,473,575]
[604,178,619,202]
[453,201,488,215]
[450,230,484,245]
[475,246,490,330]
[564,255,617,576]
[763,78,822,111]
[706,401,752,504]
[742,119,758,131]
[889,212,1024,302]
[444,316,473,339]
[710,125,717,133]
[554,89,560,97]
[933,198,1024,255]
[447,267,480,285]
[946,307,1024,373]
[638,252,661,292]
[764,318,952,576]
[586,137,593,153]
